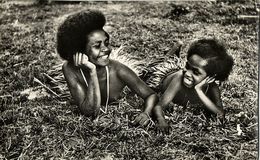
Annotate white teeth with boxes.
[184,77,192,85]
[100,55,108,59]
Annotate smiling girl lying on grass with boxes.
[56,10,158,125]
[146,38,234,133]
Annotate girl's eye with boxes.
[193,70,200,76]
[93,43,101,48]
[104,40,109,46]
[193,69,201,76]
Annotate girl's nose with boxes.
[101,45,110,53]
[185,69,192,77]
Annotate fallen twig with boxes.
[237,15,259,19]
[0,95,13,98]
[33,77,60,97]
[43,73,58,83]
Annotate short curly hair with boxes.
[57,10,106,61]
[187,38,234,81]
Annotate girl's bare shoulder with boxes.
[62,61,74,71]
[109,59,132,73]
[164,70,183,83]
[109,59,125,67]
[62,61,79,78]
[161,70,183,91]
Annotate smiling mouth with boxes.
[184,77,192,82]
[98,55,109,60]
[183,76,193,87]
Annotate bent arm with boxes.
[195,83,224,115]
[117,64,158,115]
[153,75,182,121]
[62,62,101,118]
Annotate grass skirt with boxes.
[141,54,183,91]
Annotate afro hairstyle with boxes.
[57,10,106,61]
[187,38,234,81]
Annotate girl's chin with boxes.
[183,83,193,88]
[95,59,110,66]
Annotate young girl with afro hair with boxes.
[57,10,158,125]
[145,38,234,133]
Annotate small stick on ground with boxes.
[34,77,60,97]
[43,73,58,83]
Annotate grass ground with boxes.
[0,1,258,159]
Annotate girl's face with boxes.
[86,29,111,66]
[183,54,208,88]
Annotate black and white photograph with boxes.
[0,0,258,159]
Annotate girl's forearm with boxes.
[80,72,101,117]
[153,104,165,121]
[143,94,158,115]
[195,89,224,115]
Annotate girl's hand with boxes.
[217,112,226,127]
[133,112,151,126]
[195,76,215,91]
[156,118,170,134]
[73,52,96,72]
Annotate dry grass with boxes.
[0,1,258,159]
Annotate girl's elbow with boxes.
[151,93,159,99]
[210,105,224,116]
[79,103,99,119]
[146,93,158,101]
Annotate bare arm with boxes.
[62,54,101,118]
[195,79,224,115]
[153,73,182,121]
[117,63,158,115]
